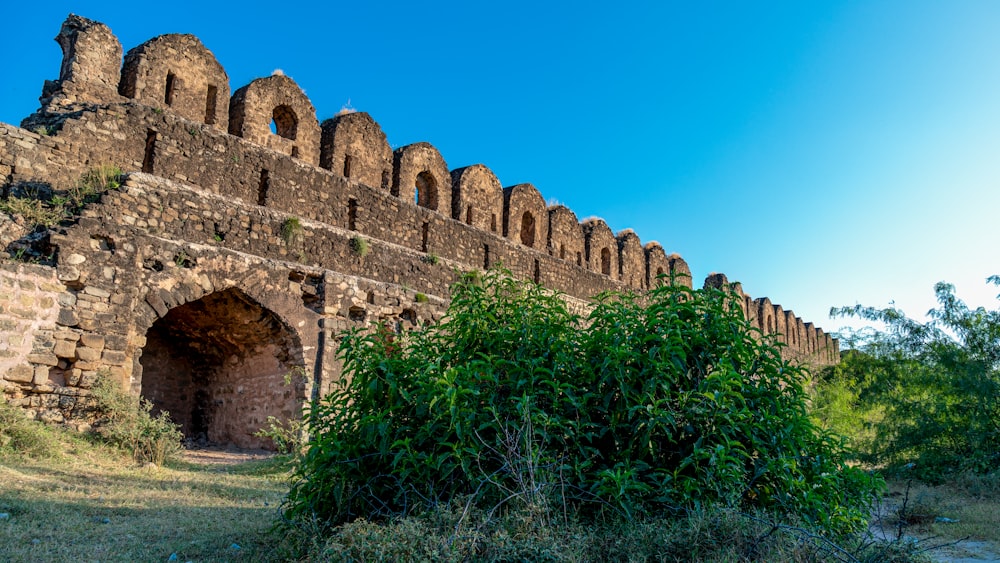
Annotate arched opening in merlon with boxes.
[138,288,305,450]
[519,211,536,247]
[600,247,611,276]
[271,105,298,140]
[415,171,438,210]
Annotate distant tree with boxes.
[822,276,1000,482]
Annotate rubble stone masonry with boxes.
[0,14,839,448]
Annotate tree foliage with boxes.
[286,269,878,535]
[820,276,1000,482]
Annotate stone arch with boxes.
[271,104,297,139]
[667,253,692,289]
[755,298,774,335]
[582,218,617,279]
[120,33,230,130]
[229,74,320,165]
[805,322,817,354]
[451,164,503,232]
[790,316,805,352]
[137,286,305,449]
[815,327,827,360]
[415,171,438,209]
[772,304,787,344]
[392,143,451,214]
[548,205,584,267]
[503,183,548,250]
[645,242,669,287]
[319,112,392,189]
[785,311,798,346]
[617,229,645,289]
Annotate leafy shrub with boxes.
[0,400,61,459]
[254,415,304,455]
[286,269,878,536]
[823,276,1000,482]
[422,252,439,265]
[89,372,182,465]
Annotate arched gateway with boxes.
[138,288,306,449]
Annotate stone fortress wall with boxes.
[0,15,838,448]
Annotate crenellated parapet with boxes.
[1,14,838,431]
[702,273,838,366]
[22,14,700,295]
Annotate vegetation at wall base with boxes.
[88,371,183,465]
[0,399,62,459]
[815,276,1000,483]
[285,268,880,543]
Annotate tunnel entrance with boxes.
[138,288,305,449]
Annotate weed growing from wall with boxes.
[349,235,369,257]
[0,165,123,229]
[281,217,303,246]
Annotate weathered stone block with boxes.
[75,347,102,362]
[4,365,35,383]
[26,353,59,367]
[80,333,105,350]
[57,308,80,327]
[53,340,77,359]
[101,349,127,365]
[33,367,51,385]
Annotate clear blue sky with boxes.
[2,1,998,339]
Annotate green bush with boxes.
[254,415,304,455]
[0,400,61,459]
[89,373,182,465]
[286,269,878,535]
[824,276,1000,482]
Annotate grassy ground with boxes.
[0,434,291,562]
[2,405,992,562]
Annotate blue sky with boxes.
[2,1,998,340]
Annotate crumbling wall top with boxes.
[39,14,123,111]
[119,33,230,131]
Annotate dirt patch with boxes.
[180,445,275,466]
[870,494,1000,563]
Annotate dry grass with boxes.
[873,477,1000,561]
[0,434,291,562]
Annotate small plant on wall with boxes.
[422,252,439,265]
[281,217,303,245]
[349,235,369,257]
